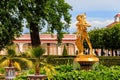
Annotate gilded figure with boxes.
[75,13,94,55]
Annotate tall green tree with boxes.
[103,24,120,55]
[109,24,120,49]
[17,0,72,47]
[88,28,105,50]
[0,1,22,50]
[88,24,120,56]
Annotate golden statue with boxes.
[75,13,94,55]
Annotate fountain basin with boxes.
[4,67,16,80]
[27,74,47,80]
[75,54,99,70]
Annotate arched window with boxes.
[23,43,31,52]
[42,43,58,55]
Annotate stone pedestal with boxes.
[27,75,47,80]
[4,67,16,80]
[74,54,99,70]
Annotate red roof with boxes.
[14,34,76,43]
[106,13,120,28]
[115,13,120,18]
[106,21,120,28]
[15,34,76,39]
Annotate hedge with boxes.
[8,56,120,70]
[45,56,120,66]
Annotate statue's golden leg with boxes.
[75,37,80,52]
[75,38,81,54]
[80,36,85,55]
[85,36,93,55]
[75,35,84,55]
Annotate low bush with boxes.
[14,70,34,80]
[55,65,73,72]
[0,68,5,74]
[99,56,120,66]
[53,65,120,80]
[46,57,74,66]
[14,64,120,80]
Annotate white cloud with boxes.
[89,19,113,30]
[69,21,77,33]
[69,19,113,33]
[23,19,113,34]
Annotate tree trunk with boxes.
[9,59,12,67]
[101,48,105,56]
[30,22,41,47]
[35,66,40,75]
[111,48,114,56]
[35,63,40,75]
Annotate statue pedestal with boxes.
[27,74,47,80]
[74,54,99,70]
[4,67,16,80]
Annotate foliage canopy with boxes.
[0,0,72,48]
[0,1,22,50]
[17,0,72,47]
[88,23,120,50]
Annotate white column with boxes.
[74,44,78,55]
[17,43,24,52]
[99,49,101,56]
[58,46,61,55]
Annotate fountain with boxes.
[74,13,99,70]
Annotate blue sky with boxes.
[23,0,120,33]
[66,0,120,33]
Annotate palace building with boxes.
[1,34,77,56]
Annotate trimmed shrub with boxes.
[45,56,120,66]
[62,46,68,56]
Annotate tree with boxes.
[0,1,22,50]
[109,24,120,49]
[16,0,72,47]
[29,46,45,75]
[88,24,120,56]
[27,46,56,76]
[0,45,33,71]
[88,28,104,49]
[103,24,120,55]
[84,28,105,54]
[102,28,111,49]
